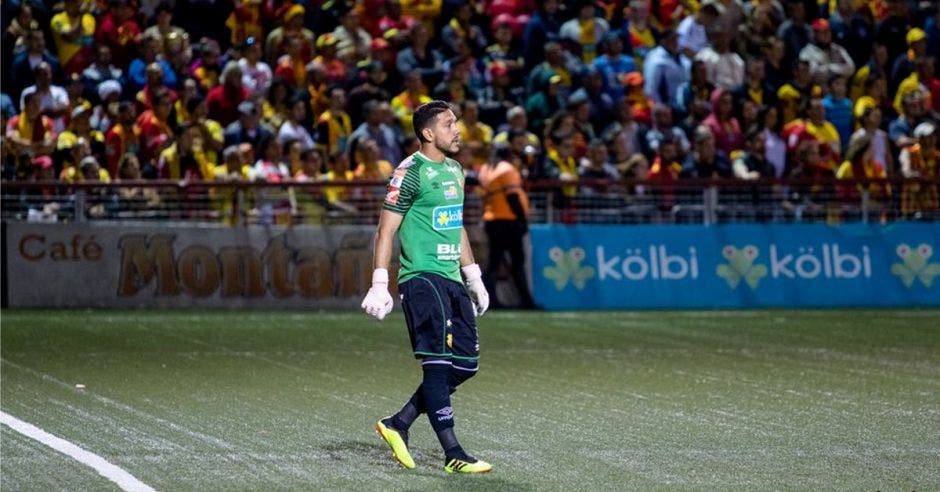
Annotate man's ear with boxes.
[422,128,434,142]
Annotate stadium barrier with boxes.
[531,223,940,310]
[2,178,938,308]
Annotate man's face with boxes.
[815,29,831,46]
[427,109,461,154]
[29,31,45,53]
[809,100,825,122]
[697,134,715,160]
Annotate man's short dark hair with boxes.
[412,100,452,142]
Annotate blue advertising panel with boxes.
[530,224,940,309]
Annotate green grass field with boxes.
[2,309,939,490]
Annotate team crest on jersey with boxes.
[432,204,463,230]
[443,182,458,200]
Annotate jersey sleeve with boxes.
[383,164,420,214]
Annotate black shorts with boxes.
[400,273,479,362]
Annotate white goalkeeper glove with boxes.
[361,268,394,320]
[461,263,489,317]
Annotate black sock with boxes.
[397,361,478,430]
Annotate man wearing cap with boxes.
[224,99,274,149]
[264,4,314,65]
[799,19,855,87]
[890,28,928,91]
[899,122,938,218]
[239,37,273,97]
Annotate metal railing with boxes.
[2,177,938,225]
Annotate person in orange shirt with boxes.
[477,136,535,309]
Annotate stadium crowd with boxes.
[1,0,939,221]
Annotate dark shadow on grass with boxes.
[320,440,534,490]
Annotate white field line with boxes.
[1,358,234,450]
[1,410,156,492]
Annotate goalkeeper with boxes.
[361,100,492,474]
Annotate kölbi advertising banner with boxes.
[531,224,940,309]
[3,223,385,308]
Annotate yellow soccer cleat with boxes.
[375,418,416,469]
[444,457,493,474]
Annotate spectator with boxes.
[525,71,564,139]
[396,23,444,89]
[593,32,637,101]
[850,42,888,102]
[128,34,177,90]
[82,46,123,95]
[893,57,936,115]
[391,70,433,136]
[261,76,292,131]
[898,122,939,218]
[676,59,714,119]
[702,88,743,157]
[579,138,620,180]
[349,100,401,165]
[264,4,314,66]
[351,137,394,180]
[143,2,188,52]
[643,29,690,105]
[206,62,249,126]
[441,2,488,57]
[851,105,893,177]
[105,101,140,176]
[522,0,561,71]
[559,1,609,64]
[158,123,216,180]
[758,105,788,178]
[890,28,927,93]
[190,39,223,91]
[643,103,689,158]
[799,19,855,87]
[224,99,275,149]
[10,30,62,100]
[835,133,890,209]
[50,0,96,74]
[622,0,659,65]
[888,92,925,149]
[136,62,178,112]
[694,25,744,91]
[333,7,372,65]
[777,60,819,125]
[95,0,141,67]
[378,0,418,48]
[676,0,719,59]
[20,62,70,133]
[239,37,272,98]
[5,91,56,158]
[315,86,353,156]
[278,96,316,151]
[732,57,776,114]
[823,74,853,152]
[733,128,776,179]
[776,0,812,68]
[681,125,732,178]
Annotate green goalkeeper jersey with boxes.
[383,151,466,284]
